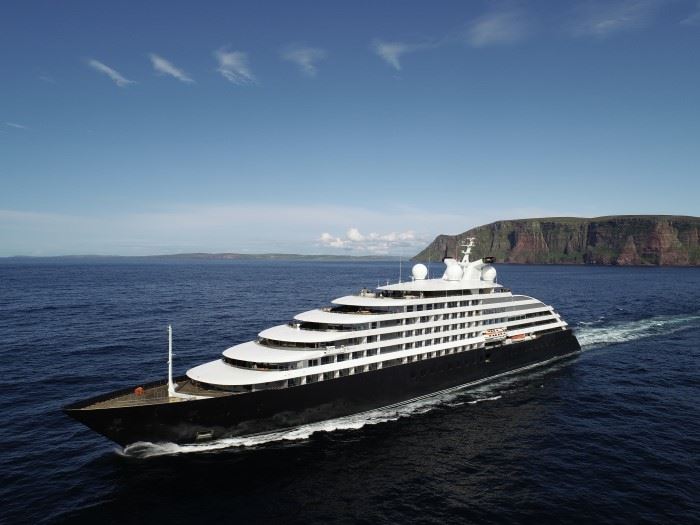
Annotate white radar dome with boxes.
[444,264,464,281]
[481,264,497,282]
[412,263,428,280]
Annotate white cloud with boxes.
[87,59,135,87]
[282,46,327,76]
[149,53,194,83]
[319,232,347,248]
[681,1,700,25]
[568,0,662,37]
[374,9,529,69]
[347,227,365,242]
[5,122,28,130]
[466,8,531,47]
[214,48,255,85]
[372,40,427,71]
[319,227,423,255]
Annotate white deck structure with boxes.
[187,239,568,391]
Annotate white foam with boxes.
[121,391,458,458]
[467,395,502,405]
[575,313,700,349]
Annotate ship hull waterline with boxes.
[64,329,580,447]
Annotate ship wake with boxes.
[121,392,462,458]
[575,312,700,349]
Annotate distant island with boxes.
[414,215,700,266]
[2,253,399,262]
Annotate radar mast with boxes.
[460,238,476,265]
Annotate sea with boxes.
[0,260,698,524]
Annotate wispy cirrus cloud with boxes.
[372,40,432,71]
[149,53,194,83]
[319,228,423,254]
[86,59,135,87]
[681,1,700,25]
[214,48,256,85]
[6,122,28,130]
[465,7,532,47]
[374,7,530,70]
[568,0,662,38]
[282,45,327,76]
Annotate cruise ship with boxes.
[64,240,581,446]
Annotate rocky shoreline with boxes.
[414,215,700,266]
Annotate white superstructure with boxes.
[187,239,568,392]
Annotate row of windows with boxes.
[243,312,559,371]
[327,294,498,316]
[261,306,552,351]
[252,311,557,370]
[263,309,488,350]
[226,328,490,373]
[197,326,568,395]
[378,288,508,299]
[288,301,545,340]
[217,343,485,392]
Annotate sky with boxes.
[1,0,699,256]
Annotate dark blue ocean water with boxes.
[1,260,699,524]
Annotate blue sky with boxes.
[1,0,699,256]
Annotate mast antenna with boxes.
[167,324,175,396]
[461,237,476,264]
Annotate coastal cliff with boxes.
[414,216,700,266]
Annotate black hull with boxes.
[64,329,580,446]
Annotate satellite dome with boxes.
[481,264,497,282]
[412,263,428,280]
[444,264,464,281]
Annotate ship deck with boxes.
[80,379,232,410]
